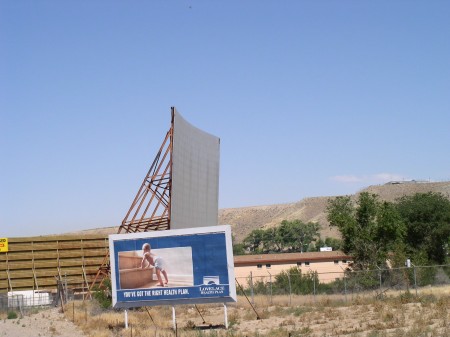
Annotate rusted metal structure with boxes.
[88,111,174,292]
[119,119,173,233]
[89,107,220,293]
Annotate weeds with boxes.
[399,291,416,304]
[59,290,450,337]
[228,309,239,328]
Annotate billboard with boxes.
[0,238,8,253]
[171,109,220,229]
[109,225,236,308]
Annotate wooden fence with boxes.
[0,235,109,294]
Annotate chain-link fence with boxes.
[2,264,449,317]
[0,276,75,315]
[0,291,58,316]
[235,264,450,305]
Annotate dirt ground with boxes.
[1,290,449,337]
[0,307,87,337]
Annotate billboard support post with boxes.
[124,309,128,329]
[223,303,228,329]
[172,306,176,331]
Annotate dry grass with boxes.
[62,288,450,337]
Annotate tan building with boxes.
[234,251,352,286]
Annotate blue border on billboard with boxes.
[109,225,236,308]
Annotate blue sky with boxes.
[1,1,450,237]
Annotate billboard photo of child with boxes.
[118,245,193,290]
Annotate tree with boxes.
[278,220,320,253]
[395,192,450,264]
[325,237,343,251]
[262,227,282,252]
[327,192,406,269]
[326,195,356,253]
[311,237,343,251]
[242,229,265,253]
[241,220,320,254]
[232,235,246,255]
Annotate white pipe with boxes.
[172,306,176,331]
[224,303,228,329]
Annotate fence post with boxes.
[376,266,382,298]
[308,268,316,303]
[313,274,316,303]
[249,271,254,304]
[379,271,382,296]
[268,272,273,305]
[340,265,347,303]
[344,273,347,302]
[64,273,68,304]
[287,272,292,306]
[412,263,418,297]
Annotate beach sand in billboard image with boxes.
[118,247,193,289]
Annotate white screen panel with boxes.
[171,109,220,229]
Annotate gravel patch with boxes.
[0,307,87,337]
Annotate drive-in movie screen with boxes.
[109,225,236,308]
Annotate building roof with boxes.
[234,251,352,265]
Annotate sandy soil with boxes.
[0,307,87,337]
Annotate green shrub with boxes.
[274,268,320,295]
[7,311,18,319]
[93,278,112,309]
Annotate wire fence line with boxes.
[2,264,449,315]
[235,264,450,305]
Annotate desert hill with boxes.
[221,181,450,242]
[72,181,450,242]
[219,196,337,242]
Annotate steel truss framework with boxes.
[88,109,175,293]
